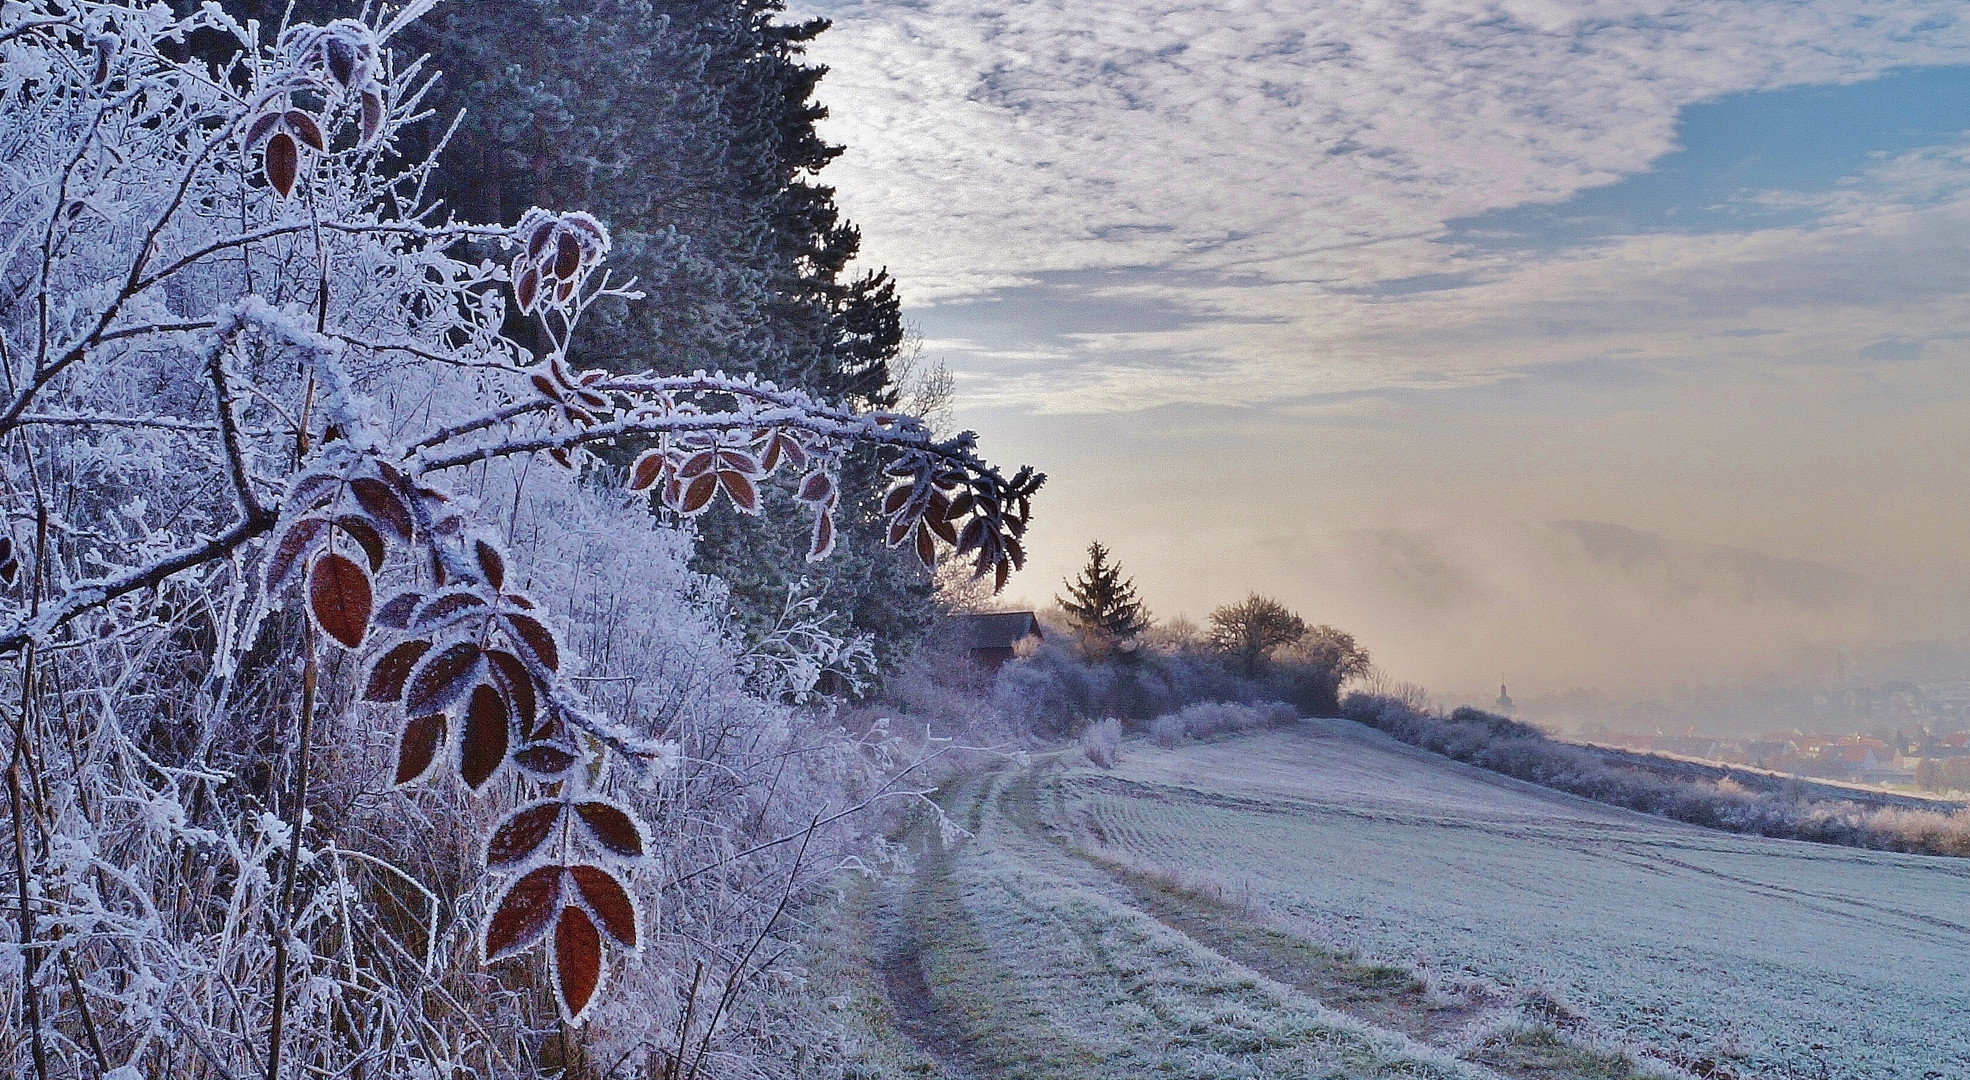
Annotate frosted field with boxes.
[893,769,1492,1079]
[1046,719,1970,1079]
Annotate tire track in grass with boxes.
[882,767,1496,1080]
[1013,769,1652,1080]
[890,772,1106,1080]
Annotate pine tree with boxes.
[1058,542,1150,651]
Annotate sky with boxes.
[790,0,1970,711]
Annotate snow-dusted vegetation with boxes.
[1344,693,1970,856]
[0,3,1037,1076]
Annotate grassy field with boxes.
[832,719,1970,1079]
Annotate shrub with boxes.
[1341,694,1970,857]
[1081,718,1124,768]
[991,638,1351,738]
[1148,701,1299,748]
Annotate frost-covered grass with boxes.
[899,772,1490,1079]
[1051,720,1970,1079]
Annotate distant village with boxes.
[1531,680,1970,795]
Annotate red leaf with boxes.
[373,590,425,630]
[360,89,384,143]
[394,713,447,786]
[995,556,1010,593]
[486,800,562,871]
[915,522,937,569]
[502,613,560,672]
[483,865,561,961]
[265,516,329,591]
[573,801,645,859]
[324,36,357,85]
[677,450,716,479]
[405,641,485,716]
[886,515,913,548]
[627,450,666,492]
[350,478,412,543]
[335,516,387,571]
[365,639,432,703]
[679,474,718,516]
[264,130,298,197]
[716,450,759,474]
[554,231,582,280]
[527,219,556,262]
[244,110,281,150]
[948,491,974,519]
[513,743,579,778]
[797,470,833,504]
[283,109,325,152]
[569,865,638,949]
[284,473,342,513]
[807,510,835,562]
[458,684,510,791]
[412,589,489,631]
[475,540,506,590]
[956,517,987,556]
[882,484,914,516]
[516,269,540,314]
[308,553,371,649]
[551,905,605,1023]
[720,470,759,515]
[487,649,539,733]
[555,278,574,303]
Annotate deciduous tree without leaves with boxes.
[1209,594,1307,675]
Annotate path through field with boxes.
[870,719,1970,1079]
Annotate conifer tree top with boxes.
[1058,541,1149,645]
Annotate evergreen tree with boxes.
[389,0,933,676]
[1059,542,1150,652]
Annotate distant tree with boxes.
[1059,542,1150,654]
[1275,624,1372,716]
[1285,625,1372,684]
[1209,594,1307,675]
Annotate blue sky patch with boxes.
[1444,65,1970,253]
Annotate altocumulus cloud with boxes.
[794,0,1970,410]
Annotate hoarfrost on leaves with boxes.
[0,1,1039,1075]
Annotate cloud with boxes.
[792,0,1970,706]
[801,0,1970,295]
[793,0,1970,416]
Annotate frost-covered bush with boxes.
[1342,695,1970,857]
[1148,701,1298,748]
[991,637,1343,738]
[1079,717,1122,768]
[0,4,1038,1077]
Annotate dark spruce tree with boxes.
[1058,542,1150,658]
[374,0,931,681]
